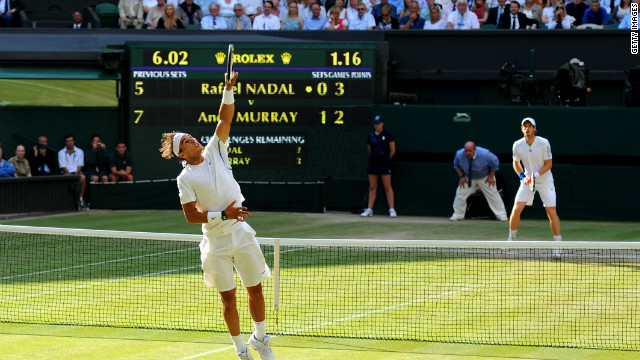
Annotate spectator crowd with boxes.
[0,135,134,209]
[116,0,640,30]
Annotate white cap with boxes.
[569,58,581,65]
[521,117,536,126]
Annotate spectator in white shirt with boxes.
[349,1,376,28]
[446,0,480,28]
[253,0,282,28]
[201,3,229,28]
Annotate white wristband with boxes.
[534,171,540,178]
[207,211,222,223]
[222,89,234,105]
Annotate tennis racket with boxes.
[525,172,535,192]
[226,44,234,84]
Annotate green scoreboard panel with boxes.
[125,43,381,181]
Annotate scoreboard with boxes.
[124,42,383,181]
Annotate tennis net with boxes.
[1,225,639,350]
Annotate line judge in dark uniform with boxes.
[361,115,397,218]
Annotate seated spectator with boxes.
[372,0,398,22]
[219,0,238,18]
[497,1,537,28]
[84,135,110,183]
[565,0,588,26]
[109,141,134,183]
[326,5,349,28]
[178,0,204,25]
[0,0,25,28]
[71,11,88,29]
[302,0,326,18]
[349,1,376,29]
[376,3,400,27]
[271,0,282,16]
[447,0,480,29]
[424,5,446,28]
[201,3,228,29]
[146,0,166,29]
[196,0,217,12]
[519,0,542,25]
[303,2,327,28]
[240,0,263,21]
[227,3,253,28]
[617,0,639,28]
[487,0,508,26]
[58,134,87,208]
[581,0,608,27]
[471,0,489,24]
[119,0,145,29]
[143,0,157,17]
[399,1,426,28]
[0,148,16,178]
[419,0,438,20]
[611,0,631,23]
[327,0,348,18]
[282,1,304,29]
[8,144,31,177]
[540,0,557,24]
[547,2,571,28]
[441,0,457,20]
[29,135,57,176]
[157,4,185,28]
[253,0,281,28]
[396,0,412,18]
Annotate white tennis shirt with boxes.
[177,133,245,236]
[512,136,554,184]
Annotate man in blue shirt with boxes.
[581,0,608,27]
[303,3,327,29]
[399,1,425,28]
[450,141,508,221]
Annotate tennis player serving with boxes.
[508,117,563,258]
[160,72,276,360]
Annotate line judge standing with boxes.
[159,72,276,360]
[450,141,508,222]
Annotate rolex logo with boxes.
[281,52,292,65]
[215,52,226,65]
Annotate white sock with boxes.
[253,320,267,339]
[554,235,562,241]
[230,334,246,353]
[509,229,518,239]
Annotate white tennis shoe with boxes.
[389,209,397,217]
[552,248,562,259]
[237,347,255,360]
[360,208,373,217]
[248,334,276,360]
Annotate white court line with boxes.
[282,284,482,335]
[175,283,482,359]
[1,247,199,281]
[177,346,236,360]
[0,265,199,302]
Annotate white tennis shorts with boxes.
[200,225,271,292]
[514,180,557,207]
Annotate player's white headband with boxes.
[173,132,186,156]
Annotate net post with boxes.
[273,238,280,331]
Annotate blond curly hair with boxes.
[159,131,181,159]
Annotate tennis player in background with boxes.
[508,117,562,257]
[160,72,276,360]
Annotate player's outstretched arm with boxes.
[216,72,238,143]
